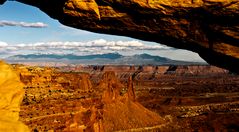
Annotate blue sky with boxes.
[0,1,128,43]
[0,1,205,62]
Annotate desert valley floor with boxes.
[13,65,239,131]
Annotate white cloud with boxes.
[0,20,48,28]
[0,39,171,52]
[4,39,170,51]
[115,40,144,47]
[0,41,8,47]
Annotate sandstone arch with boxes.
[0,0,239,72]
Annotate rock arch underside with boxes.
[1,0,239,73]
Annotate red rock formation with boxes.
[140,66,156,72]
[63,71,165,131]
[165,65,229,75]
[101,65,137,72]
[156,66,170,74]
[79,73,93,91]
[64,106,104,132]
[98,71,124,103]
[56,73,93,92]
[127,76,136,101]
[99,72,165,131]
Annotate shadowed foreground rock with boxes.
[0,61,29,132]
[1,0,238,72]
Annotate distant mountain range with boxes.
[5,53,206,65]
[10,53,123,60]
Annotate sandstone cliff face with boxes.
[127,76,136,101]
[16,66,54,85]
[15,65,93,92]
[1,0,238,72]
[63,71,166,131]
[98,72,165,131]
[0,62,29,132]
[57,73,93,91]
[165,65,228,75]
[97,71,124,103]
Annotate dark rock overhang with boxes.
[1,0,239,72]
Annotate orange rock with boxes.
[0,61,29,131]
[98,71,124,103]
[79,73,92,91]
[127,76,136,101]
[97,71,166,131]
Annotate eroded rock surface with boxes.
[96,71,166,131]
[127,76,136,101]
[98,71,124,103]
[9,64,239,131]
[15,65,166,131]
[0,61,29,132]
[1,0,238,72]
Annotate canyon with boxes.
[0,0,239,131]
[7,64,239,131]
[1,0,238,72]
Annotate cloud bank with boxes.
[0,20,48,28]
[0,39,171,54]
